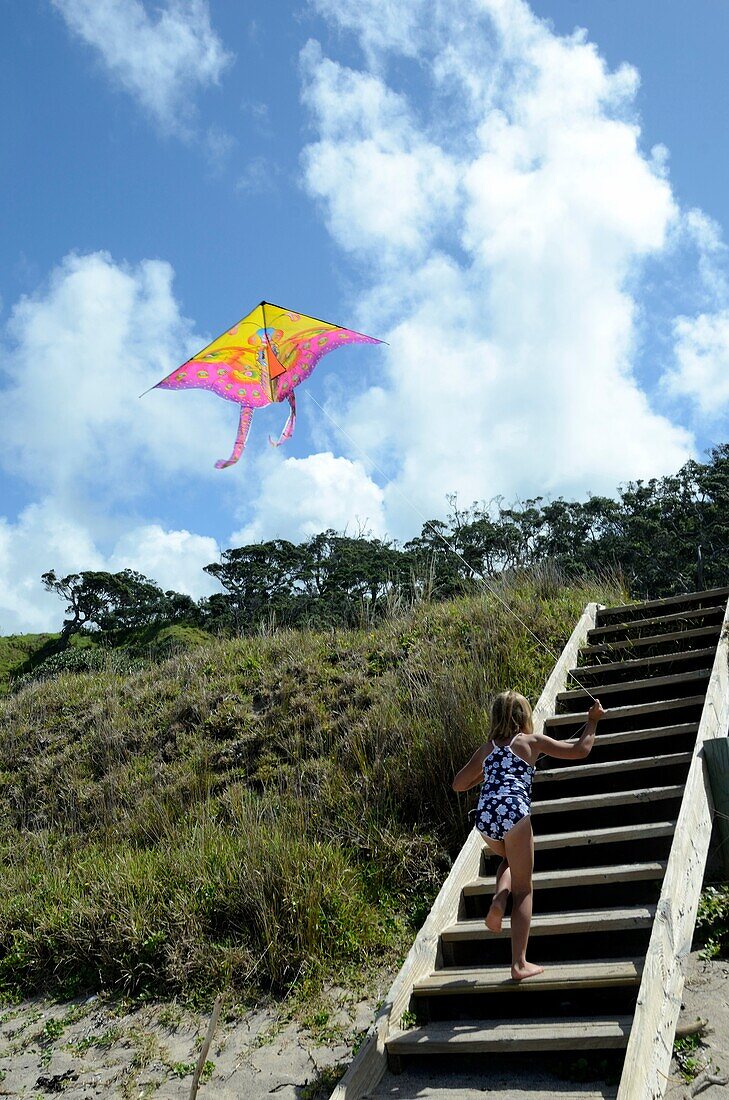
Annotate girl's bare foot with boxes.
[485,902,505,932]
[511,961,545,981]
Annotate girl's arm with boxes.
[452,743,490,791]
[532,699,605,761]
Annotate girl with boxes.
[452,690,605,981]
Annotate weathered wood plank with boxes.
[534,752,692,782]
[328,602,602,1100]
[412,958,643,995]
[580,722,697,749]
[704,737,729,878]
[557,668,712,703]
[546,698,705,728]
[533,821,675,851]
[581,624,721,658]
[617,596,729,1100]
[588,606,724,641]
[596,587,729,623]
[442,906,655,940]
[466,861,667,894]
[531,784,683,815]
[387,1017,634,1055]
[571,649,716,680]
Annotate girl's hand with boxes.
[588,698,605,722]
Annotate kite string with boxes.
[304,390,598,705]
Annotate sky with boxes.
[2,0,729,633]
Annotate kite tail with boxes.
[215,406,254,469]
[268,392,296,448]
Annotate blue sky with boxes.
[2,0,729,632]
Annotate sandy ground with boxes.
[0,952,725,1099]
[0,978,383,1100]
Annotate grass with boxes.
[0,567,625,1006]
[696,884,729,959]
[0,634,61,696]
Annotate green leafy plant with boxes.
[696,885,729,959]
[673,1034,707,1082]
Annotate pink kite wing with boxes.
[273,326,383,400]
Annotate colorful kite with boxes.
[151,301,382,468]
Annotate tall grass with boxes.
[0,567,625,1002]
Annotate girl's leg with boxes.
[486,858,511,933]
[503,816,544,981]
[479,836,509,933]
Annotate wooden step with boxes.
[532,821,675,851]
[588,605,725,642]
[467,861,667,895]
[557,668,712,704]
[570,647,717,680]
[534,751,692,782]
[581,624,721,659]
[441,906,655,941]
[596,587,729,624]
[577,721,698,749]
[387,1016,634,1056]
[532,784,683,815]
[412,958,643,996]
[545,697,705,728]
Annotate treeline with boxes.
[43,444,729,640]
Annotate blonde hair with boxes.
[489,690,533,744]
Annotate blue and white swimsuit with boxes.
[475,736,535,841]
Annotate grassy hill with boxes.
[0,570,625,1006]
[0,633,60,695]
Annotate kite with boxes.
[151,301,383,468]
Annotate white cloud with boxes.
[0,250,234,501]
[230,451,386,544]
[0,499,219,634]
[301,0,695,532]
[52,0,232,134]
[664,311,729,418]
[107,525,220,595]
[236,155,281,195]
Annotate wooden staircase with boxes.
[331,587,729,1100]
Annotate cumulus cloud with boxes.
[0,250,234,501]
[302,0,696,532]
[230,451,386,544]
[0,498,220,634]
[107,525,220,595]
[664,311,729,418]
[52,0,232,135]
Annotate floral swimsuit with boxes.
[475,736,535,841]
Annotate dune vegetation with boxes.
[0,567,626,1008]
